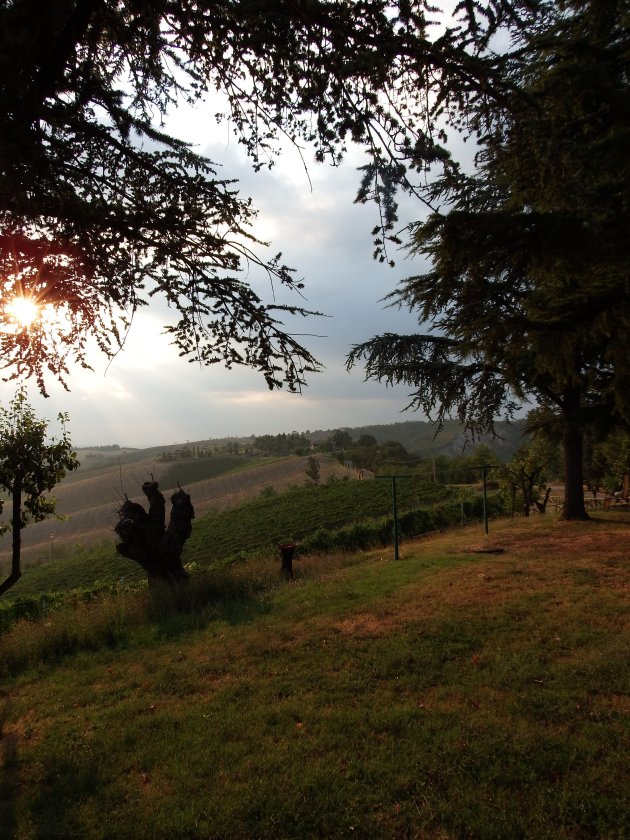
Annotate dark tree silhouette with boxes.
[348,0,630,520]
[115,481,195,585]
[1,1,534,393]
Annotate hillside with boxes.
[0,514,627,838]
[0,454,350,571]
[0,473,466,600]
[0,417,527,572]
[75,417,529,466]
[308,418,529,460]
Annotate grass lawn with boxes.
[0,514,628,839]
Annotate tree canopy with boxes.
[348,0,630,519]
[498,436,557,517]
[1,0,536,393]
[0,388,79,597]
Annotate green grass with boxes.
[0,515,628,839]
[0,540,142,601]
[183,476,454,563]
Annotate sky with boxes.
[11,103,436,449]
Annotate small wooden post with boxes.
[482,465,489,535]
[279,543,297,580]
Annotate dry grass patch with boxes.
[471,514,630,560]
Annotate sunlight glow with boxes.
[5,295,40,328]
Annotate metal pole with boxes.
[392,477,399,560]
[482,465,489,535]
[377,474,414,560]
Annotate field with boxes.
[183,474,455,564]
[0,454,350,572]
[0,474,458,600]
[0,513,628,838]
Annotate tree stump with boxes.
[278,543,297,580]
[115,481,194,585]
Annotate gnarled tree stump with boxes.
[115,481,194,584]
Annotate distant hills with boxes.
[308,419,529,462]
[75,418,529,466]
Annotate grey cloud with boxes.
[6,139,431,447]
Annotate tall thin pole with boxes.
[378,474,414,560]
[392,477,399,561]
[482,465,489,535]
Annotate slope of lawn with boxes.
[0,513,628,839]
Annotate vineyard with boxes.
[184,475,455,563]
[0,454,342,569]
[158,454,266,488]
[0,475,477,617]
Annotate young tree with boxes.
[0,1,536,393]
[305,456,320,484]
[348,0,630,520]
[498,438,557,518]
[584,431,630,499]
[0,389,79,597]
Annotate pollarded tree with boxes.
[115,481,195,586]
[0,388,79,597]
[0,0,540,394]
[348,0,630,520]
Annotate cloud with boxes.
[2,115,432,448]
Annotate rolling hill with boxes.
[0,454,351,572]
[0,417,528,575]
[307,418,529,459]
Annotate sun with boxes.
[5,296,41,328]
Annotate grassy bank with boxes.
[0,514,628,838]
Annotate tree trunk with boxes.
[561,399,588,521]
[535,486,552,514]
[522,476,535,516]
[115,482,194,584]
[0,476,22,597]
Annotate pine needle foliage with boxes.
[348,0,630,520]
[1,0,538,391]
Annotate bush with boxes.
[298,496,498,555]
